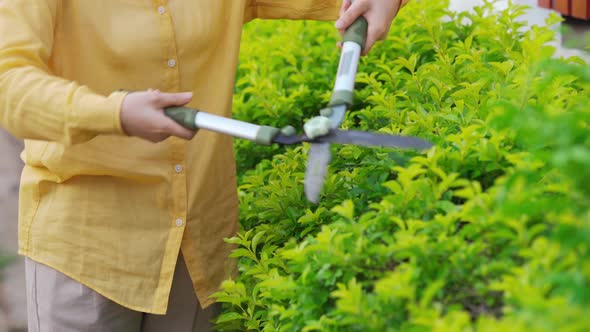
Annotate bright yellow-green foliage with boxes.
[216,0,590,331]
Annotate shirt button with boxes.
[174,164,183,173]
[167,59,177,68]
[157,6,166,14]
[175,218,184,227]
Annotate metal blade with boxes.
[328,105,347,127]
[315,130,433,150]
[304,105,347,204]
[304,143,331,204]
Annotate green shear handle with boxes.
[342,0,369,50]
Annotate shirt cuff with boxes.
[73,89,129,137]
[252,0,341,21]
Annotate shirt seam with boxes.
[22,154,47,254]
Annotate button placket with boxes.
[157,0,186,237]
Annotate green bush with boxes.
[0,252,14,273]
[215,0,590,331]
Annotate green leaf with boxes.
[229,248,257,261]
[216,312,245,324]
[251,231,266,253]
[331,200,355,220]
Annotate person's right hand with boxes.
[120,89,196,143]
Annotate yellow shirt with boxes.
[0,0,408,314]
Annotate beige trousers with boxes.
[25,254,220,332]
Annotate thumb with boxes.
[154,91,193,108]
[334,0,368,30]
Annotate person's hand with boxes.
[120,89,196,143]
[335,0,403,55]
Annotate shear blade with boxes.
[303,105,348,204]
[304,142,331,204]
[316,130,433,149]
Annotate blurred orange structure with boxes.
[539,0,590,19]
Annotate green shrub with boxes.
[0,252,14,273]
[216,0,590,331]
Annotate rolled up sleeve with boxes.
[245,0,341,21]
[0,0,127,146]
[245,0,411,21]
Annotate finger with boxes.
[339,0,351,17]
[361,41,373,56]
[148,133,170,143]
[362,25,386,56]
[162,117,196,140]
[362,35,376,56]
[337,41,343,49]
[153,91,193,108]
[334,0,368,30]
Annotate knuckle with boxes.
[174,127,191,139]
[163,123,176,134]
[147,92,160,103]
[373,25,387,37]
[181,129,192,137]
[155,133,169,142]
[155,122,170,133]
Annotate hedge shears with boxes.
[165,1,432,203]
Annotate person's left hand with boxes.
[335,0,403,55]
